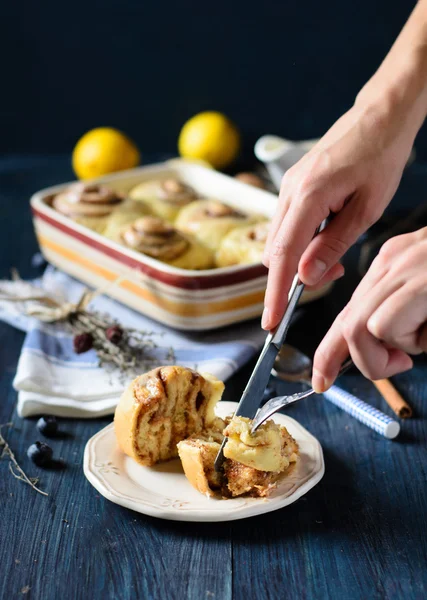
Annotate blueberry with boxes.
[31,252,47,269]
[27,442,53,467]
[37,415,58,437]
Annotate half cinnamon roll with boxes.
[178,416,299,498]
[119,216,214,269]
[114,366,225,466]
[129,178,200,222]
[175,199,265,252]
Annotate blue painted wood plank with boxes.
[0,156,426,600]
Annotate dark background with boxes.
[0,0,423,162]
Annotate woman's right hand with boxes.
[261,98,417,331]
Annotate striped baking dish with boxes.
[30,160,330,330]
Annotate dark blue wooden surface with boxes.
[0,156,426,600]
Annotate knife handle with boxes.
[271,219,327,348]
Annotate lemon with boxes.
[72,127,140,180]
[178,111,240,170]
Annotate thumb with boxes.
[298,195,380,286]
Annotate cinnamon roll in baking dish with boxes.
[129,178,200,222]
[103,199,150,242]
[119,216,214,269]
[52,182,125,233]
[215,221,269,267]
[114,366,225,466]
[175,199,265,252]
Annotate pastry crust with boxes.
[52,182,124,234]
[118,216,214,269]
[129,178,199,222]
[175,199,265,252]
[216,221,270,267]
[177,438,223,497]
[114,366,224,466]
[103,199,149,242]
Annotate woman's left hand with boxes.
[312,227,427,392]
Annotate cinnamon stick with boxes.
[373,379,412,419]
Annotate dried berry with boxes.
[27,442,53,467]
[106,325,123,345]
[37,416,58,437]
[73,332,94,354]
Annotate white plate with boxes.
[83,401,324,522]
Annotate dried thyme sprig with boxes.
[0,278,176,378]
[69,310,175,377]
[0,423,48,496]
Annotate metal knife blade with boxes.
[214,274,304,471]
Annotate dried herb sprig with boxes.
[0,278,176,379]
[0,423,48,496]
[69,310,162,374]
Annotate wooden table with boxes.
[0,157,426,600]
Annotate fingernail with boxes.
[305,259,327,285]
[312,369,326,393]
[261,307,270,330]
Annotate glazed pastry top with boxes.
[121,216,190,260]
[157,179,199,206]
[53,182,123,218]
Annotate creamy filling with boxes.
[223,416,290,472]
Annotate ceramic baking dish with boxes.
[30,160,329,330]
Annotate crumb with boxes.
[21,586,30,595]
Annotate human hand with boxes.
[261,101,417,331]
[312,227,427,392]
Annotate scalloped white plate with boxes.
[83,401,324,522]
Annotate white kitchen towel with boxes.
[0,267,266,418]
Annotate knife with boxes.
[213,274,304,471]
[214,221,326,472]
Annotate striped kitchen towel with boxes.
[0,267,266,418]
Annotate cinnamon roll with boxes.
[177,416,299,498]
[103,199,149,242]
[175,199,265,252]
[215,221,270,267]
[114,366,225,466]
[129,178,200,222]
[119,216,214,269]
[52,182,125,233]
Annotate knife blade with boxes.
[213,274,305,471]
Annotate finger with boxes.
[313,271,407,386]
[262,196,328,329]
[299,192,380,286]
[263,195,290,267]
[313,309,413,391]
[312,315,350,392]
[345,319,412,380]
[367,284,427,354]
[305,262,345,292]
